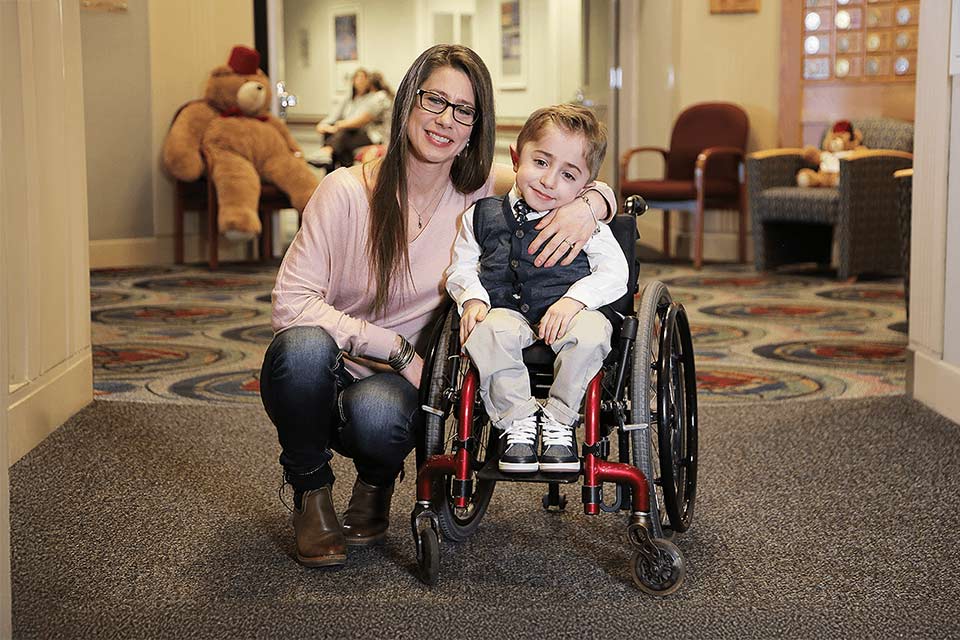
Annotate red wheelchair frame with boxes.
[409,196,698,594]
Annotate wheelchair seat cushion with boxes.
[521,343,556,367]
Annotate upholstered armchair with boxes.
[747,118,913,279]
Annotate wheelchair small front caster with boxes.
[415,526,440,586]
[630,538,684,595]
[627,522,684,595]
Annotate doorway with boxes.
[258,0,622,183]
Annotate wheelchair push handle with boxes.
[623,195,648,219]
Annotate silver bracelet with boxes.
[388,336,416,372]
[580,193,602,236]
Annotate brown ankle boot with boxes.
[293,486,347,567]
[341,478,394,546]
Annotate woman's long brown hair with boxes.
[366,45,495,317]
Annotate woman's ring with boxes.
[561,239,572,248]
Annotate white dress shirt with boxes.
[445,186,629,316]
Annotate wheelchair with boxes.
[410,195,699,595]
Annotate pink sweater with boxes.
[271,164,615,378]
[271,165,497,377]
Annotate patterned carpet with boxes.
[90,261,908,405]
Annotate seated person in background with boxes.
[445,104,628,473]
[315,69,393,170]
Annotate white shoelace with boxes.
[501,414,538,446]
[541,412,573,447]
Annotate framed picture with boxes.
[80,0,127,11]
[498,0,527,90]
[710,0,760,14]
[329,4,363,97]
[334,14,358,62]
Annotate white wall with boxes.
[2,0,93,464]
[283,0,420,118]
[945,71,960,366]
[909,0,960,425]
[282,0,583,120]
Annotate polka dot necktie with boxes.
[513,198,534,224]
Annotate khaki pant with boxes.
[464,307,612,429]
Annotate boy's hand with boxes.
[539,297,585,345]
[460,299,489,346]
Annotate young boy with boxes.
[445,104,628,473]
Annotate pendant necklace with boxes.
[410,183,446,230]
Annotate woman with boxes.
[315,69,393,169]
[260,45,617,567]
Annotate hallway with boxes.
[11,395,959,637]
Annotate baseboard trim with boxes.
[8,350,93,464]
[912,349,960,426]
[90,235,252,269]
[636,214,754,263]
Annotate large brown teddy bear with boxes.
[796,120,866,188]
[163,46,318,238]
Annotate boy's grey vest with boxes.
[473,195,591,323]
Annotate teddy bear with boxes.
[162,45,318,238]
[796,120,865,188]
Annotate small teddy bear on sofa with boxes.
[162,46,318,238]
[796,120,865,188]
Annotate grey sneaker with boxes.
[497,414,539,473]
[539,409,579,472]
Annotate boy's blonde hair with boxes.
[516,104,608,182]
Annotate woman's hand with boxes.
[400,353,424,390]
[459,299,489,346]
[538,297,585,345]
[528,192,600,268]
[316,122,339,135]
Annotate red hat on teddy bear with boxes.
[228,46,261,75]
[832,120,853,136]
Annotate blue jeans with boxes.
[259,326,418,489]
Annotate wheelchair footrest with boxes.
[476,459,581,484]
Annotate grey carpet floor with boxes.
[10,396,960,639]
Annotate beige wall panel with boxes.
[2,0,28,387]
[909,1,949,357]
[81,0,154,241]
[149,0,255,239]
[0,5,12,630]
[622,0,678,182]
[675,1,781,152]
[3,0,92,459]
[946,73,960,366]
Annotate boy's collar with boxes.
[509,184,552,215]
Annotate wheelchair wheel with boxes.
[629,281,672,538]
[656,303,698,533]
[420,307,496,543]
[630,538,684,596]
[415,524,440,586]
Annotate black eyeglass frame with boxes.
[415,89,479,126]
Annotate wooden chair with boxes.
[173,165,296,270]
[620,102,749,269]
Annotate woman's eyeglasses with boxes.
[415,89,478,126]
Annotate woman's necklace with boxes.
[409,183,446,230]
